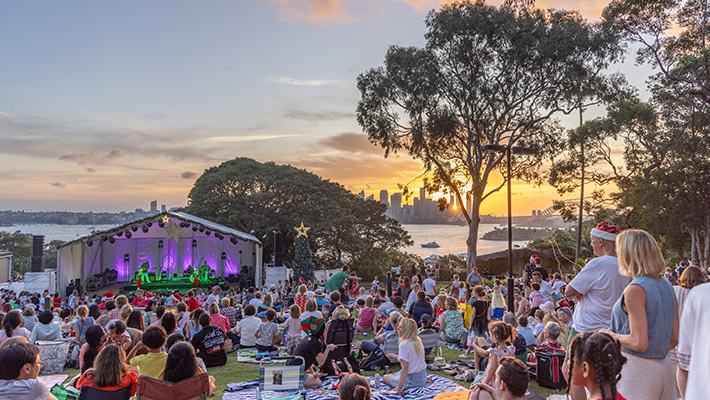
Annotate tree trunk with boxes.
[704,212,710,269]
[466,194,482,274]
[690,228,697,261]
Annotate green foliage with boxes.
[357,1,622,270]
[184,157,412,269]
[292,235,316,283]
[0,233,64,276]
[349,249,422,281]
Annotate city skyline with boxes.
[0,1,650,215]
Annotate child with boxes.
[281,305,302,355]
[491,279,507,320]
[74,305,95,343]
[353,298,365,321]
[471,321,516,386]
[254,309,279,352]
[356,297,376,336]
[128,325,168,379]
[568,332,628,400]
[532,309,545,344]
[529,282,544,311]
[106,320,132,352]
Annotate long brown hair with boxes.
[84,344,129,388]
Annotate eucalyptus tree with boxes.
[356,0,623,271]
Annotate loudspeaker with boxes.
[274,233,284,267]
[31,235,45,272]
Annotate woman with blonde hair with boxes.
[602,229,679,400]
[258,293,273,313]
[383,318,427,394]
[73,305,94,343]
[439,296,466,344]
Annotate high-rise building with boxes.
[419,187,426,201]
[150,200,157,213]
[357,190,365,199]
[379,190,389,207]
[390,192,402,209]
[366,194,374,201]
[161,204,166,213]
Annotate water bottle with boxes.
[374,374,381,389]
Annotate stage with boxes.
[121,277,224,291]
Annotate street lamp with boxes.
[481,145,538,310]
[11,230,21,279]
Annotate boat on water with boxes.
[421,241,440,248]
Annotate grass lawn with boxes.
[53,335,564,398]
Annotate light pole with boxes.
[481,145,538,310]
[11,230,21,279]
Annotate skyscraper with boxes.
[390,192,402,209]
[357,190,365,199]
[379,190,389,207]
[420,187,426,201]
[150,200,157,213]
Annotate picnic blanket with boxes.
[222,374,467,400]
[38,374,69,389]
[236,347,289,363]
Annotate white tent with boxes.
[57,212,263,296]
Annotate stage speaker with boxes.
[274,233,284,267]
[31,235,45,272]
[75,279,82,296]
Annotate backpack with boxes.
[322,318,360,375]
[65,340,81,369]
[358,347,390,371]
[535,347,567,389]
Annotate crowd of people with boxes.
[1,221,709,399]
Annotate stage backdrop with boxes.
[57,212,262,295]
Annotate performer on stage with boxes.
[136,262,151,289]
[190,267,201,289]
[199,260,211,283]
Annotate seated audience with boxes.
[235,304,260,348]
[468,356,529,400]
[0,310,31,345]
[161,342,215,396]
[21,307,38,334]
[80,325,105,373]
[76,344,138,396]
[30,311,62,342]
[190,313,227,367]
[338,373,371,400]
[165,333,208,374]
[127,326,168,379]
[159,311,177,337]
[186,308,205,340]
[254,309,279,352]
[281,305,302,355]
[292,316,336,388]
[126,310,145,331]
[73,305,95,343]
[356,297,377,335]
[0,342,56,400]
[439,296,466,344]
[516,316,535,348]
[106,320,132,352]
[383,318,428,393]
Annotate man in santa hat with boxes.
[562,221,631,400]
[98,291,114,311]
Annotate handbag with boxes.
[433,345,446,367]
[224,338,233,353]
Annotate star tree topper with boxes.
[161,215,170,224]
[294,222,310,239]
[164,222,184,245]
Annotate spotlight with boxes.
[199,226,205,232]
[142,226,149,233]
[126,231,132,239]
[117,231,123,237]
[102,235,108,242]
[158,240,164,248]
[180,222,186,228]
[230,237,238,244]
[147,222,152,227]
[131,226,138,232]
[192,239,197,246]
[87,240,93,247]
[192,226,198,232]
[184,223,190,228]
[109,237,115,244]
[158,221,165,228]
[205,230,211,236]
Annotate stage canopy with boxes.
[57,212,263,295]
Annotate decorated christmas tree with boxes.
[292,222,316,283]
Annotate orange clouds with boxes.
[267,0,355,24]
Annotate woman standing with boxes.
[670,265,705,397]
[602,229,679,400]
[461,286,489,358]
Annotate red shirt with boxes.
[53,297,62,309]
[186,297,201,312]
[130,297,144,306]
[210,313,231,333]
[77,370,138,396]
[294,293,308,313]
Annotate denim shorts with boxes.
[390,369,427,390]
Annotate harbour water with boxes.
[1,223,529,258]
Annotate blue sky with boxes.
[0,0,655,214]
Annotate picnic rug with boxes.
[236,347,289,363]
[221,374,467,400]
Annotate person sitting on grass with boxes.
[383,317,431,394]
[0,342,57,400]
[281,305,302,355]
[80,325,105,374]
[30,311,62,343]
[567,332,628,400]
[516,316,536,349]
[254,309,280,352]
[292,316,337,389]
[338,373,371,400]
[165,333,207,373]
[127,326,168,379]
[0,310,31,345]
[408,291,434,327]
[468,356,529,400]
[105,320,132,352]
[190,313,227,367]
[527,322,562,369]
[352,298,364,321]
[73,305,94,343]
[161,342,216,396]
[186,308,205,340]
[356,297,377,336]
[76,344,138,396]
[470,321,516,386]
[235,304,260,348]
[439,296,466,344]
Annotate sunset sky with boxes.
[0,1,656,216]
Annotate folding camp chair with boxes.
[78,385,132,400]
[136,373,211,400]
[257,356,306,400]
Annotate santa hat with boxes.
[300,316,325,336]
[145,292,154,299]
[530,254,539,263]
[591,221,621,242]
[103,291,115,300]
[173,293,182,301]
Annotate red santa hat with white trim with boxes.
[591,221,621,241]
[145,292,154,299]
[102,291,115,301]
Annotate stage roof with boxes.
[57,211,261,248]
